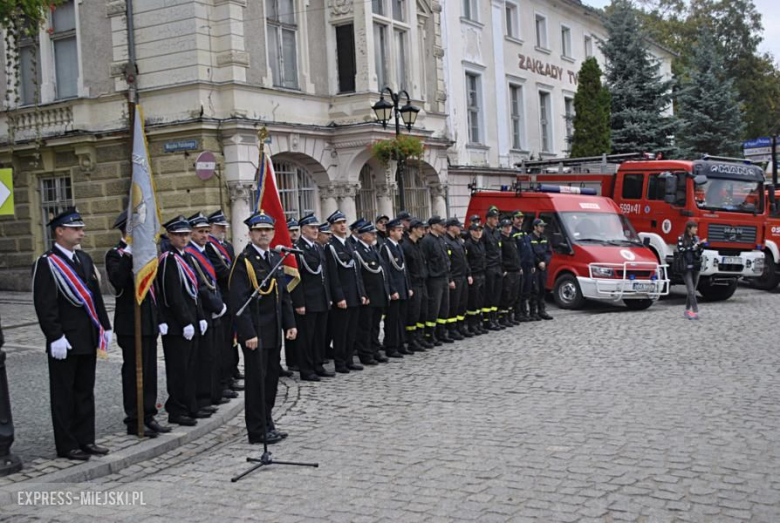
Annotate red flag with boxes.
[254,153,300,292]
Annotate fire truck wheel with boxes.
[697,278,738,302]
[751,252,780,291]
[623,298,654,311]
[553,274,585,310]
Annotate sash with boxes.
[185,246,217,283]
[47,253,108,355]
[118,245,157,304]
[208,236,233,265]
[167,252,198,300]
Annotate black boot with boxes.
[448,325,464,341]
[507,310,520,326]
[538,301,553,320]
[418,330,433,349]
[498,313,512,327]
[517,300,531,322]
[437,325,455,344]
[529,301,542,321]
[426,326,443,346]
[459,320,474,338]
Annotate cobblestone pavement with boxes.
[2,286,780,521]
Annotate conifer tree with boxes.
[570,57,611,157]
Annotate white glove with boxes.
[212,304,227,319]
[123,245,132,255]
[103,330,113,348]
[50,335,71,360]
[199,320,208,335]
[159,323,168,336]
[183,324,195,340]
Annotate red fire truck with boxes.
[466,186,670,310]
[517,153,766,301]
[752,188,780,290]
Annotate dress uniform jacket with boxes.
[465,237,486,275]
[205,235,238,387]
[291,237,331,312]
[401,237,428,285]
[481,225,502,270]
[326,236,366,307]
[205,236,235,298]
[444,233,469,279]
[353,241,390,307]
[420,233,451,280]
[380,240,411,300]
[157,248,204,335]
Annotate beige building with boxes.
[0,0,451,289]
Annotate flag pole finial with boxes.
[258,126,269,155]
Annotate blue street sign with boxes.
[743,137,773,149]
[164,140,199,153]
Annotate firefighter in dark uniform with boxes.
[380,218,412,356]
[512,211,533,322]
[32,208,112,461]
[157,216,207,427]
[421,216,453,345]
[372,214,390,353]
[353,223,391,363]
[401,219,430,351]
[326,211,366,372]
[291,213,334,381]
[527,218,554,321]
[499,219,521,327]
[481,207,504,331]
[282,218,301,376]
[464,222,487,336]
[204,209,243,399]
[229,211,297,444]
[348,218,367,249]
[396,210,412,234]
[375,214,389,247]
[444,218,470,340]
[186,213,228,414]
[105,210,169,438]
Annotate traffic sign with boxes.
[0,169,13,216]
[195,151,216,181]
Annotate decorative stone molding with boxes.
[228,182,254,203]
[431,0,442,13]
[433,47,445,58]
[106,0,126,17]
[216,50,249,68]
[214,0,247,5]
[319,183,339,200]
[75,144,97,174]
[428,183,446,198]
[376,182,398,197]
[329,0,353,17]
[335,183,359,199]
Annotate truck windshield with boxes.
[559,212,641,246]
[695,179,761,213]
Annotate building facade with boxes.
[0,0,451,289]
[442,0,674,217]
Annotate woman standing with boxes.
[677,220,706,320]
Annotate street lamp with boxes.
[372,87,420,211]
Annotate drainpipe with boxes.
[126,0,138,104]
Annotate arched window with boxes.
[399,164,430,219]
[274,161,316,221]
[356,165,378,221]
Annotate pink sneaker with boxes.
[685,310,696,320]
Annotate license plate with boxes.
[721,256,742,265]
[632,282,655,292]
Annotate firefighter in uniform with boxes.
[444,218,470,340]
[499,219,521,326]
[32,208,112,460]
[325,211,366,372]
[401,219,430,350]
[380,218,412,356]
[291,213,333,381]
[283,218,301,375]
[157,216,207,427]
[481,207,504,331]
[105,210,169,438]
[510,211,532,322]
[353,223,391,364]
[527,218,554,321]
[421,216,453,345]
[464,222,487,336]
[229,211,296,444]
[375,214,389,247]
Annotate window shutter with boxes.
[336,24,356,93]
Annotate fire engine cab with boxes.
[466,185,669,310]
[518,153,766,302]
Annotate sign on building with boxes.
[0,169,14,216]
[744,137,775,163]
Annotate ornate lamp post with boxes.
[372,88,420,212]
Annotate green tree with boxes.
[0,1,57,29]
[602,0,678,155]
[676,30,744,157]
[570,58,611,157]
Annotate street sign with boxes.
[744,137,773,149]
[0,169,13,216]
[744,147,772,156]
[195,151,217,181]
[164,140,199,153]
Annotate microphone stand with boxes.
[231,247,319,482]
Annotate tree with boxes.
[570,58,611,157]
[0,1,57,29]
[676,30,744,157]
[601,0,678,155]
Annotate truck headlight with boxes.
[753,258,764,272]
[592,266,614,278]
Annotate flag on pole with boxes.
[125,105,162,304]
[254,151,300,292]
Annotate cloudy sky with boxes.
[583,0,780,62]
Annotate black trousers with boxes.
[406,283,427,338]
[209,318,225,402]
[425,277,449,331]
[284,338,297,369]
[296,310,328,376]
[162,334,197,418]
[117,334,158,427]
[384,299,405,352]
[356,306,383,360]
[520,266,534,303]
[221,315,236,387]
[195,325,215,410]
[331,306,359,368]
[531,269,548,306]
[47,353,97,455]
[371,308,383,352]
[448,276,468,324]
[500,271,520,312]
[468,273,485,319]
[241,346,280,439]
[484,266,502,315]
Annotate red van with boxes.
[466,186,670,310]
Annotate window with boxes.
[374,23,388,90]
[399,165,430,219]
[372,0,384,16]
[584,35,593,58]
[647,173,665,201]
[561,25,572,58]
[466,73,481,143]
[392,0,405,22]
[275,162,316,220]
[356,165,378,221]
[19,35,41,106]
[564,97,574,145]
[509,84,524,149]
[52,0,78,99]
[41,176,73,246]
[463,0,478,21]
[266,0,298,89]
[539,91,552,153]
[535,14,547,49]
[622,174,644,200]
[394,30,408,91]
[505,2,518,39]
[336,24,356,93]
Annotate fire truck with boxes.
[751,187,780,290]
[517,153,766,301]
[466,186,670,310]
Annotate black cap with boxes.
[396,211,412,221]
[319,222,332,233]
[244,211,275,230]
[428,215,443,226]
[163,215,192,233]
[298,213,319,227]
[358,223,377,234]
[486,208,499,218]
[409,219,425,229]
[512,210,524,218]
[48,207,85,229]
[350,218,368,231]
[376,214,389,223]
[499,219,512,227]
[187,212,210,229]
[469,223,483,231]
[469,214,481,223]
[445,218,463,228]
[207,209,230,226]
[286,218,300,231]
[533,218,547,227]
[112,210,128,230]
[327,210,347,224]
[386,218,403,229]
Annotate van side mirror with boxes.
[660,172,676,203]
[642,237,651,247]
[693,174,708,186]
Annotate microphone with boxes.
[274,245,305,255]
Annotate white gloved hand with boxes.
[212,304,227,319]
[183,324,195,340]
[103,330,113,348]
[159,323,168,336]
[199,320,208,335]
[50,335,70,360]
